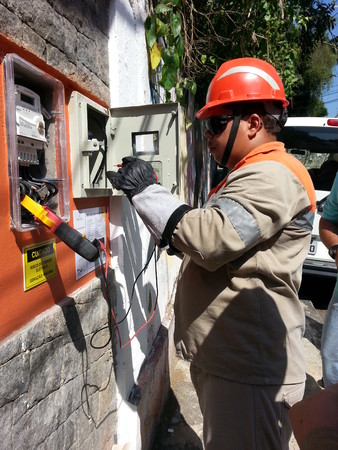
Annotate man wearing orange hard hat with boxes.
[107,58,316,450]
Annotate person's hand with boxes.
[106,157,157,201]
[289,383,338,448]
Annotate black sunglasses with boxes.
[205,115,234,136]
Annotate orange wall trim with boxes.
[0,36,110,342]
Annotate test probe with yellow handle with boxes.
[20,194,99,262]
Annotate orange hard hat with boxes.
[196,57,289,119]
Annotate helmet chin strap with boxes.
[220,114,242,168]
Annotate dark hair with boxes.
[233,101,286,136]
[262,114,282,136]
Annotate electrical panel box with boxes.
[4,54,69,231]
[68,94,181,197]
[108,103,180,194]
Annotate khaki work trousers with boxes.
[190,364,305,450]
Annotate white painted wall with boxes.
[108,2,182,448]
[109,0,151,107]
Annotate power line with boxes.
[322,90,338,97]
[324,97,338,104]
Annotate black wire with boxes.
[90,243,156,350]
[19,180,33,198]
[117,246,155,325]
[20,167,59,208]
[23,166,59,202]
[90,243,113,349]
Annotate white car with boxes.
[278,117,338,278]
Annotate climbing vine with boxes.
[145,0,196,105]
[145,0,337,114]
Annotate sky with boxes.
[322,0,338,117]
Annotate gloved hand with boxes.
[106,156,157,201]
[107,156,191,249]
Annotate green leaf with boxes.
[201,54,207,64]
[161,48,179,91]
[156,18,168,37]
[145,15,157,49]
[170,12,182,38]
[175,34,185,57]
[183,78,190,89]
[176,85,184,99]
[162,47,180,68]
[155,4,172,14]
[182,78,197,95]
[162,62,178,91]
[191,81,197,95]
[177,83,186,106]
[167,33,175,47]
[185,120,193,130]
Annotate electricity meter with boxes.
[15,84,46,166]
[3,53,69,231]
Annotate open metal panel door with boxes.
[107,103,180,195]
[69,91,110,198]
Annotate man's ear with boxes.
[248,113,262,137]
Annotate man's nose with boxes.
[204,129,213,139]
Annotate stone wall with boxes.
[0,1,180,448]
[0,275,118,449]
[0,0,118,446]
[0,0,110,104]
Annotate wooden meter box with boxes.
[69,92,181,198]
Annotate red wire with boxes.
[98,240,158,349]
[121,250,158,349]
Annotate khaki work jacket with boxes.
[172,142,316,385]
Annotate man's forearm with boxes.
[319,217,338,249]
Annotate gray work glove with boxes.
[106,156,157,201]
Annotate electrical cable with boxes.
[90,240,122,349]
[20,167,60,214]
[120,246,158,350]
[324,97,338,104]
[117,246,155,324]
[90,240,158,350]
[19,180,33,198]
[23,166,59,202]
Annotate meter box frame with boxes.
[68,93,181,198]
[3,53,69,231]
[69,91,110,198]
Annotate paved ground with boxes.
[151,300,324,450]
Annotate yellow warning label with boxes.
[23,240,57,291]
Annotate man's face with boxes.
[204,111,264,169]
[204,112,248,168]
[204,112,234,165]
